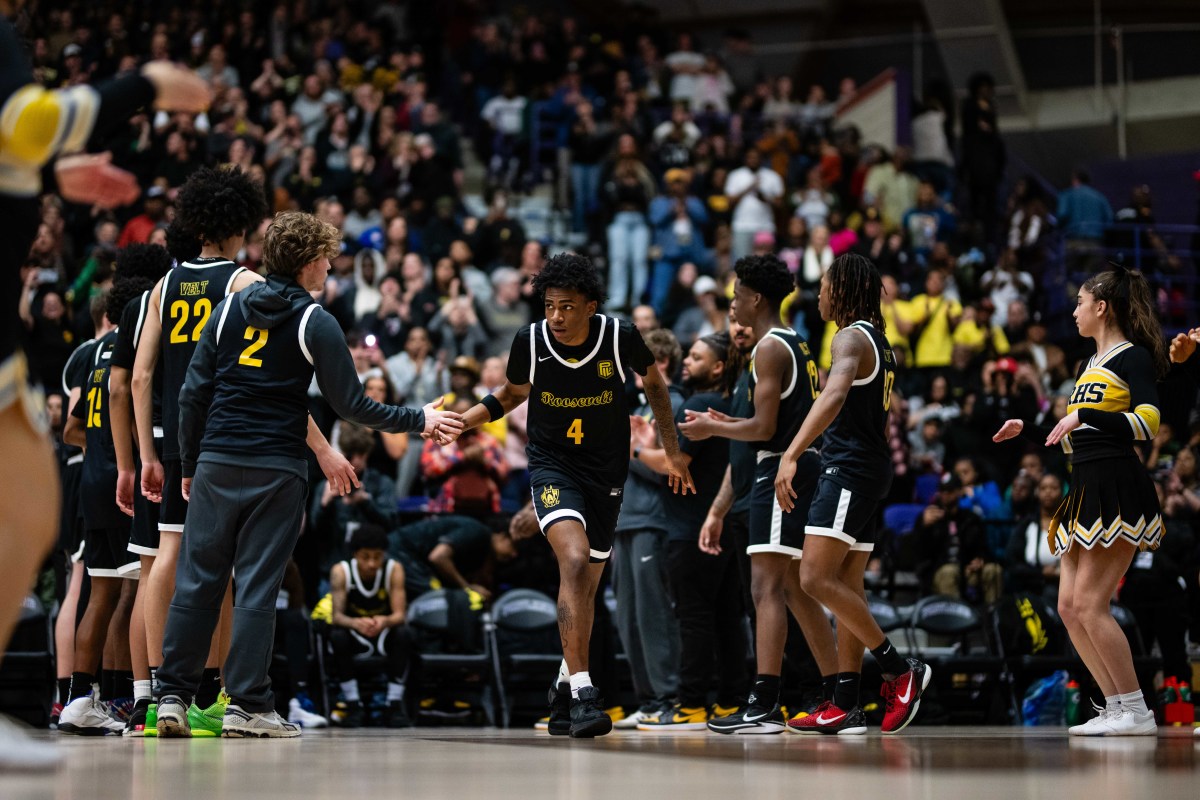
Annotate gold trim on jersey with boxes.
[1092,340,1133,368]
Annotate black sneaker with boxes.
[123,699,151,737]
[384,701,412,729]
[333,700,364,729]
[569,686,613,738]
[546,682,571,736]
[706,703,786,735]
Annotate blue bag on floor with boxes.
[1021,670,1068,726]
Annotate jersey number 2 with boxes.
[169,299,212,344]
[567,418,583,444]
[239,327,268,367]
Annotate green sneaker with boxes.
[143,704,158,738]
[188,694,228,738]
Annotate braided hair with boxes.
[826,253,885,333]
[1082,265,1168,378]
[697,331,738,397]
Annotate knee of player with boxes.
[797,563,832,599]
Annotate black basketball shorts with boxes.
[748,449,821,559]
[805,476,882,553]
[529,463,623,562]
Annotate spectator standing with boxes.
[1057,169,1114,271]
[602,135,656,312]
[648,168,710,314]
[725,148,783,262]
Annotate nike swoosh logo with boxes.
[815,712,844,725]
[538,356,554,362]
[743,712,768,722]
[756,476,770,483]
[897,674,914,704]
[640,555,653,563]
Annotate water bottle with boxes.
[1064,679,1082,727]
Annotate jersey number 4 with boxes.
[239,327,268,367]
[169,299,212,344]
[567,418,583,444]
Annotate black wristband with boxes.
[481,394,504,422]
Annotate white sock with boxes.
[1117,690,1148,715]
[340,680,360,703]
[569,672,592,699]
[1104,693,1120,712]
[387,682,405,703]
[133,680,153,702]
[557,659,569,685]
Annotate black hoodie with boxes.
[179,274,424,479]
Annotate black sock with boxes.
[149,666,160,699]
[870,639,909,679]
[56,678,71,705]
[68,672,96,702]
[749,674,781,710]
[196,668,222,708]
[834,672,861,710]
[100,669,115,700]
[117,670,135,699]
[821,674,838,703]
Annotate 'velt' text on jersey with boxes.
[178,280,210,297]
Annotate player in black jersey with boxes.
[679,255,836,735]
[453,253,694,739]
[328,526,412,729]
[60,293,137,735]
[776,254,930,735]
[106,245,173,735]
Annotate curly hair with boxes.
[105,244,173,325]
[734,254,794,307]
[531,252,606,304]
[644,328,682,376]
[174,165,267,248]
[349,524,389,554]
[826,253,885,332]
[165,219,200,266]
[1082,266,1168,378]
[263,211,342,279]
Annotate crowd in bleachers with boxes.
[14,1,1200,721]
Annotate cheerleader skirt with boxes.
[1048,457,1163,556]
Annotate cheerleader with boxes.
[993,266,1166,736]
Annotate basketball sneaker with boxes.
[123,700,151,737]
[1094,706,1157,736]
[569,686,613,738]
[156,696,191,738]
[615,700,670,730]
[384,701,412,729]
[287,697,329,729]
[331,700,364,729]
[710,703,740,720]
[787,702,867,735]
[221,705,301,738]
[636,704,708,731]
[143,703,158,738]
[544,682,571,736]
[188,692,228,738]
[881,658,932,734]
[48,702,62,730]
[707,703,786,735]
[1068,702,1111,736]
[107,698,135,724]
[57,695,124,736]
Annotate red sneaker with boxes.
[881,659,932,734]
[787,701,867,735]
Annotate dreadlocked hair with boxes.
[1082,266,1168,378]
[734,254,794,307]
[827,253,885,333]
[174,165,268,248]
[698,331,738,397]
[531,252,606,304]
[105,245,173,326]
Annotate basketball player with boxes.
[679,254,836,734]
[155,211,460,737]
[453,252,695,738]
[328,525,413,729]
[0,2,208,764]
[776,254,931,735]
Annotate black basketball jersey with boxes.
[339,559,397,618]
[112,292,163,431]
[747,327,820,454]
[60,338,95,468]
[159,258,247,458]
[71,330,126,530]
[200,292,315,465]
[508,315,649,488]
[728,366,755,512]
[821,321,895,496]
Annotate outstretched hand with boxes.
[1170,329,1200,364]
[423,396,465,444]
[992,419,1024,443]
[54,153,140,209]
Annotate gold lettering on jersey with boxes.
[178,280,210,297]
[540,390,614,408]
[540,485,560,508]
[92,368,105,384]
[597,360,614,379]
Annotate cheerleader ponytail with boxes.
[1082,266,1169,377]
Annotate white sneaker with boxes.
[0,715,60,770]
[614,706,657,730]
[221,705,301,738]
[156,696,191,738]
[1097,706,1157,736]
[1068,702,1108,736]
[287,698,328,728]
[57,696,124,736]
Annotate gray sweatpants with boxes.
[158,461,307,712]
[612,527,679,704]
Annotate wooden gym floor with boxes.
[3,726,1198,800]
